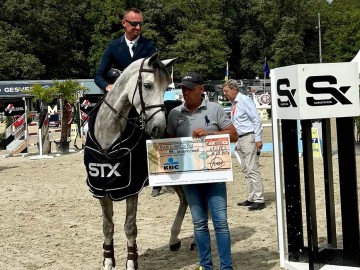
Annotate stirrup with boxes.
[126,241,138,270]
[103,239,116,267]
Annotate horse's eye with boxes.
[143,83,151,90]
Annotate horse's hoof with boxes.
[151,188,161,197]
[169,241,181,251]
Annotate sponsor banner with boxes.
[71,124,78,140]
[272,62,360,119]
[311,127,322,157]
[146,134,233,186]
[4,100,25,116]
[0,83,52,96]
[79,94,102,114]
[259,93,271,105]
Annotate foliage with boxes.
[321,0,360,63]
[0,132,5,150]
[0,0,359,80]
[87,0,126,73]
[27,81,86,103]
[169,21,230,79]
[151,0,231,79]
[1,0,92,80]
[26,80,87,143]
[271,17,304,67]
[26,84,55,104]
[5,116,13,128]
[50,81,87,104]
[0,21,45,80]
[53,81,87,143]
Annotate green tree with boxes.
[1,0,92,80]
[155,0,230,80]
[271,17,304,66]
[1,0,359,83]
[220,0,254,79]
[0,21,45,80]
[322,0,360,62]
[87,0,127,74]
[27,81,87,145]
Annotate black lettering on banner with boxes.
[277,78,297,108]
[164,165,179,170]
[306,75,352,106]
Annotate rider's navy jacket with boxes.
[94,34,157,92]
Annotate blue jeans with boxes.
[182,182,233,270]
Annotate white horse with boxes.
[83,53,188,270]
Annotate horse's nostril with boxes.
[152,126,160,137]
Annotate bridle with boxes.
[103,57,166,131]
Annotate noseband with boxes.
[103,57,165,131]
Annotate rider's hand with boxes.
[106,84,113,92]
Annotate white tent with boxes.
[351,49,360,84]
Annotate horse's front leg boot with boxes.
[126,241,138,270]
[103,239,116,267]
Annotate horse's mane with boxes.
[113,56,171,91]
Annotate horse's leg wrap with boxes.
[103,239,116,267]
[126,241,138,270]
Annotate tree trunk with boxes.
[60,101,71,143]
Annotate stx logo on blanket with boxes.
[88,163,121,177]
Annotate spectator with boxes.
[223,79,265,211]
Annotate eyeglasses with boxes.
[223,87,232,94]
[124,19,143,27]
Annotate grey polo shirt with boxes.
[167,99,232,137]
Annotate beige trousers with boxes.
[236,133,264,203]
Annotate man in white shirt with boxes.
[223,79,265,211]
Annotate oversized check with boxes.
[146,134,233,186]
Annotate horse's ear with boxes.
[162,57,178,68]
[148,52,159,66]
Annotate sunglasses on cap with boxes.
[125,19,143,27]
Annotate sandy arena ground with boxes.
[0,119,359,270]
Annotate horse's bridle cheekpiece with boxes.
[104,57,165,132]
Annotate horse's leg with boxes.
[124,194,139,270]
[169,186,188,251]
[99,195,115,270]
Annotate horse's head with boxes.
[120,53,177,138]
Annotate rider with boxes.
[94,7,162,196]
[94,7,157,93]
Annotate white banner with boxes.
[272,62,360,119]
[146,134,233,186]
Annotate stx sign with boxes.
[88,163,121,177]
[271,62,360,119]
